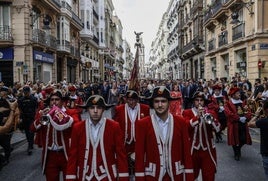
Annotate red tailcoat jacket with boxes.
[113,103,150,154]
[135,114,194,181]
[182,108,220,176]
[66,118,129,181]
[224,99,252,146]
[30,107,78,174]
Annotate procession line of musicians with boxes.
[0,81,255,181]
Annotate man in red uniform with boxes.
[30,89,79,180]
[210,84,228,142]
[182,91,220,181]
[113,90,150,178]
[224,87,252,161]
[135,86,194,181]
[67,85,83,109]
[66,95,129,181]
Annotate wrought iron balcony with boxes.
[182,36,202,54]
[208,38,216,51]
[0,26,12,41]
[204,1,223,23]
[32,29,57,48]
[232,23,245,41]
[218,31,228,47]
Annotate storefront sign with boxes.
[33,50,54,64]
[260,44,268,49]
[0,48,14,60]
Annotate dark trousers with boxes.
[22,119,34,149]
[0,134,12,161]
[233,145,242,157]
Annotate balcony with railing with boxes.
[61,1,71,10]
[61,1,72,16]
[204,1,223,23]
[0,26,12,41]
[232,23,245,41]
[218,31,228,47]
[72,11,83,28]
[208,38,216,51]
[57,39,70,52]
[182,41,194,54]
[32,29,57,48]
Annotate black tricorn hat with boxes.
[192,91,206,100]
[125,90,139,99]
[79,95,113,109]
[49,89,63,99]
[146,86,179,101]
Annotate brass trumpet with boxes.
[40,107,50,126]
[40,115,50,126]
[203,113,214,124]
[198,105,214,124]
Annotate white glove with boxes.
[239,116,247,123]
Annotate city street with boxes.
[0,128,266,181]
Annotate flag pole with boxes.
[129,32,143,93]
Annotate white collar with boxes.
[213,93,223,98]
[231,98,243,104]
[88,115,105,127]
[155,114,169,126]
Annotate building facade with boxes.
[122,39,133,80]
[148,13,169,80]
[149,0,268,82]
[179,0,204,80]
[0,0,128,86]
[204,0,268,82]
[0,0,83,86]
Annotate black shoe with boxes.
[1,159,9,166]
[219,134,223,142]
[29,144,34,150]
[27,148,33,155]
[234,155,240,161]
[28,150,32,155]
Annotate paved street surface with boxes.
[0,126,266,180]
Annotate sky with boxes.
[112,0,170,62]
